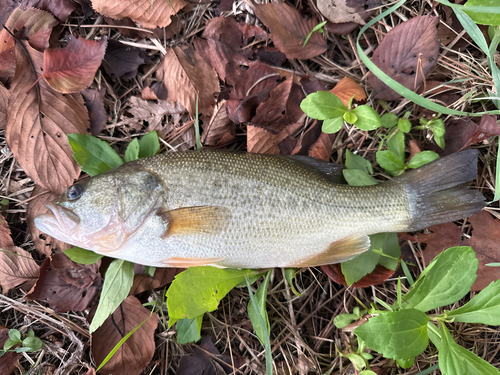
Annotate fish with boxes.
[34,149,486,269]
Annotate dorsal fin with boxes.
[280,155,346,184]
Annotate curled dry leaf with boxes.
[6,43,89,194]
[0,327,23,375]
[253,3,327,60]
[202,100,236,146]
[330,76,367,106]
[130,267,183,295]
[157,46,220,117]
[82,88,107,136]
[43,35,107,93]
[0,246,40,293]
[25,253,101,312]
[247,121,304,154]
[91,296,158,375]
[91,0,187,29]
[0,6,57,77]
[368,15,440,100]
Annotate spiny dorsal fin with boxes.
[280,155,346,184]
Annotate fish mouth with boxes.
[34,202,81,240]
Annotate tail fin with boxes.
[393,149,486,231]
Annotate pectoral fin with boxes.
[291,234,370,267]
[158,206,230,238]
[160,257,226,267]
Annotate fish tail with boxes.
[394,149,486,231]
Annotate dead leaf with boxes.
[255,46,287,67]
[0,6,58,77]
[82,88,107,136]
[308,132,335,161]
[321,263,397,288]
[317,0,380,25]
[26,253,101,312]
[84,368,96,375]
[368,16,440,100]
[0,246,40,293]
[0,213,14,248]
[202,100,236,146]
[0,1,20,27]
[6,43,89,194]
[416,81,461,119]
[330,77,367,106]
[91,296,158,375]
[247,121,303,154]
[177,336,245,375]
[102,39,150,80]
[291,120,323,155]
[142,82,168,101]
[0,83,9,130]
[253,3,327,60]
[23,0,77,22]
[43,35,107,93]
[91,0,187,29]
[299,75,326,95]
[27,186,71,258]
[130,267,182,295]
[0,327,22,375]
[157,46,220,117]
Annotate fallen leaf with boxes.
[24,0,78,22]
[84,368,96,375]
[291,120,323,155]
[25,253,101,312]
[43,35,107,93]
[321,263,396,288]
[317,0,380,25]
[0,327,22,375]
[91,0,187,29]
[0,1,20,27]
[299,75,326,95]
[6,43,89,194]
[102,39,150,80]
[416,81,461,119]
[91,296,158,375]
[142,83,168,101]
[247,121,303,154]
[0,246,40,293]
[104,16,182,40]
[368,16,440,100]
[0,213,14,248]
[130,267,183,295]
[177,336,245,375]
[157,46,220,116]
[308,132,335,161]
[27,186,71,258]
[255,46,287,67]
[330,77,367,106]
[0,84,9,130]
[82,88,107,136]
[253,3,327,60]
[202,100,236,146]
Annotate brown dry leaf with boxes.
[330,77,367,106]
[102,39,150,80]
[25,253,101,312]
[91,296,158,375]
[130,267,182,295]
[321,263,396,288]
[0,83,9,130]
[0,213,14,248]
[253,3,327,60]
[291,120,322,156]
[6,43,89,194]
[0,246,40,293]
[308,132,335,161]
[24,0,77,22]
[247,121,303,154]
[317,0,380,25]
[142,82,168,101]
[202,100,236,146]
[368,16,440,100]
[158,46,220,117]
[92,0,187,29]
[43,35,107,93]
[0,327,22,375]
[82,88,107,136]
[0,6,57,77]
[84,368,96,375]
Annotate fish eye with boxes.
[67,184,84,201]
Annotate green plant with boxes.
[303,21,327,47]
[334,246,500,374]
[0,329,43,357]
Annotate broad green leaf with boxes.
[406,151,440,169]
[341,248,380,285]
[371,232,400,271]
[345,149,373,174]
[387,129,405,161]
[124,138,139,162]
[397,118,411,133]
[359,371,378,375]
[354,309,429,360]
[447,280,500,325]
[144,266,156,277]
[3,338,18,351]
[138,131,160,158]
[284,268,301,296]
[343,111,358,124]
[351,105,382,131]
[339,352,366,371]
[381,113,398,128]
[343,169,378,186]
[439,322,499,375]
[396,358,415,369]
[434,135,445,149]
[334,307,363,329]
[90,260,134,333]
[64,247,103,265]
[176,315,203,344]
[322,117,344,133]
[248,270,271,344]
[300,92,347,120]
[403,247,478,312]
[22,336,42,352]
[376,150,405,176]
[464,0,500,26]
[67,134,124,176]
[166,267,260,322]
[8,330,21,342]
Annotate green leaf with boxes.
[464,0,500,26]
[64,247,103,265]
[322,117,344,133]
[301,92,347,120]
[341,247,380,285]
[8,329,21,343]
[339,352,366,371]
[350,105,382,131]
[438,321,499,374]
[435,135,445,149]
[3,338,18,351]
[21,336,43,352]
[67,134,124,176]
[447,280,500,325]
[403,247,478,312]
[387,129,405,161]
[376,150,405,176]
[343,169,378,186]
[381,113,398,128]
[359,371,378,375]
[166,267,260,322]
[354,309,429,360]
[406,151,440,169]
[144,266,156,277]
[345,149,373,174]
[396,358,415,369]
[90,260,134,333]
[284,268,301,296]
[176,315,203,344]
[334,307,363,329]
[397,118,411,133]
[303,21,327,47]
[124,138,140,162]
[138,131,160,158]
[371,232,401,271]
[343,111,358,124]
[248,270,272,344]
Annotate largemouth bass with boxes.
[34,149,485,268]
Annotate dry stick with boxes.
[221,300,237,375]
[63,23,155,34]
